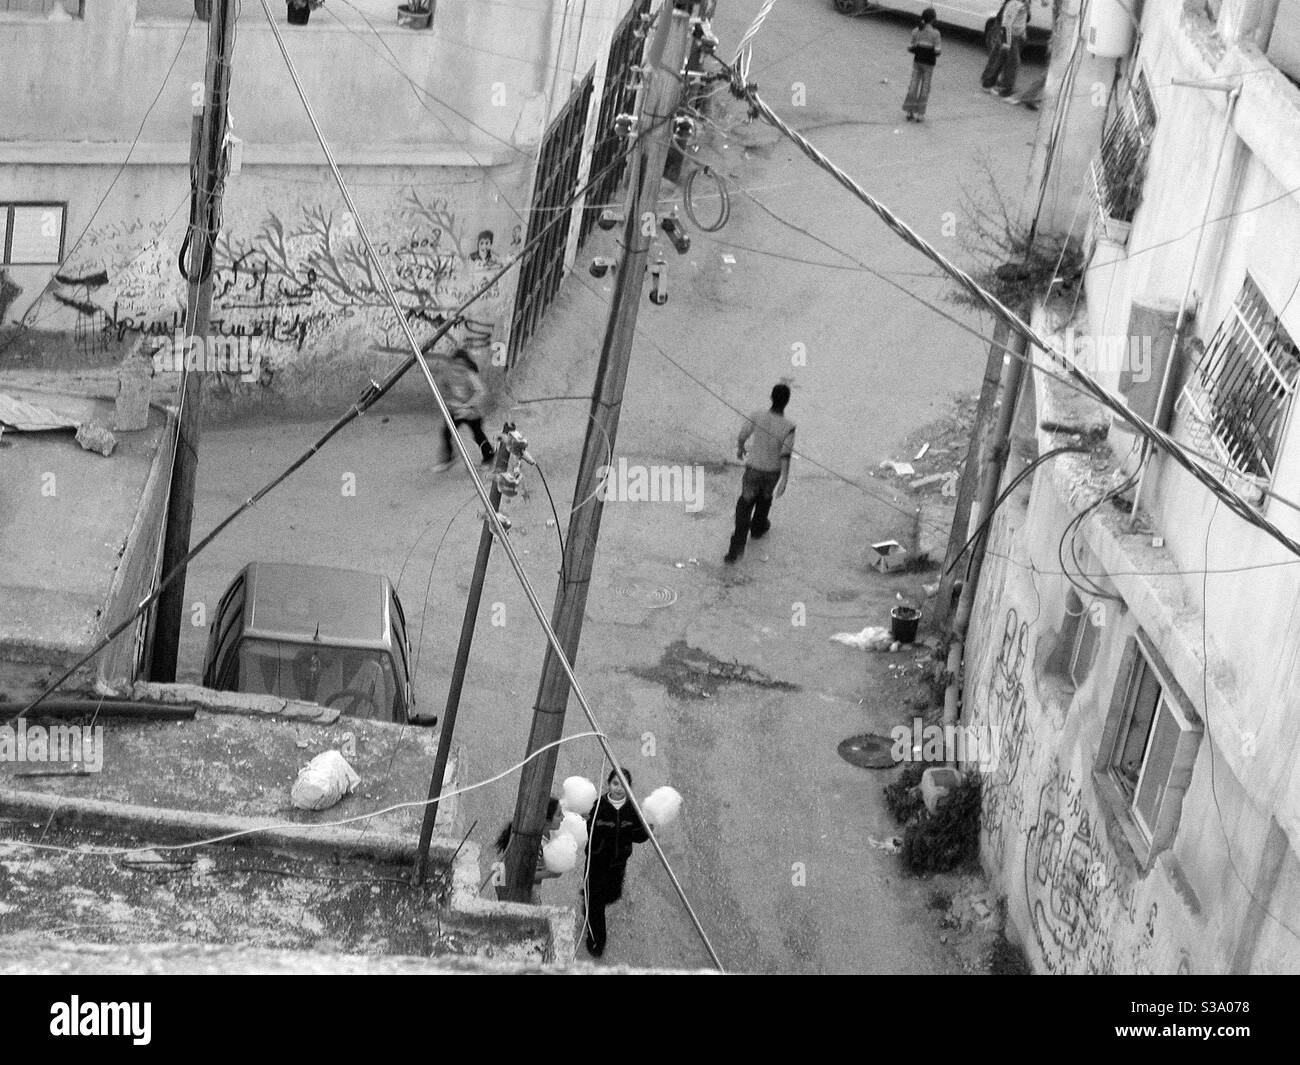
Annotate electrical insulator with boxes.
[598,208,624,231]
[673,114,697,147]
[649,259,668,305]
[613,113,637,138]
[589,256,616,278]
[496,471,522,498]
[504,427,529,457]
[660,215,691,255]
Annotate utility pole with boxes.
[149,0,237,681]
[413,424,524,884]
[500,2,696,902]
[934,319,1010,633]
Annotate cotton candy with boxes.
[560,775,598,817]
[558,811,588,848]
[542,832,578,874]
[641,786,683,829]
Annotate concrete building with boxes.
[0,0,652,404]
[962,0,1300,973]
[0,370,176,699]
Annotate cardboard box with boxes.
[869,540,908,573]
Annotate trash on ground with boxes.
[868,835,903,853]
[914,441,930,461]
[291,749,360,811]
[880,460,915,477]
[831,625,894,652]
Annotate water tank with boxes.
[1087,0,1136,58]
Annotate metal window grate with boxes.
[579,0,652,247]
[507,71,595,368]
[1178,275,1300,486]
[1093,70,1157,224]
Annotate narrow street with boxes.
[171,1,1043,973]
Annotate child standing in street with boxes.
[903,8,942,122]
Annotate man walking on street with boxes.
[725,383,794,564]
[989,0,1029,98]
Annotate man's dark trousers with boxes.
[729,467,781,559]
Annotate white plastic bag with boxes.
[559,775,598,817]
[642,786,683,829]
[291,749,360,811]
[557,811,588,848]
[541,832,578,874]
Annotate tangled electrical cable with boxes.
[682,162,730,232]
[1056,468,1140,604]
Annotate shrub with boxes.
[899,773,982,874]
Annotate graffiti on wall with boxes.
[0,269,22,323]
[977,602,1159,974]
[50,188,518,374]
[980,606,1031,869]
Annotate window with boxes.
[1043,589,1102,689]
[1176,275,1299,500]
[1090,70,1157,233]
[0,1,83,16]
[1,203,66,265]
[1095,635,1202,866]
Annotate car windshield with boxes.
[235,638,398,721]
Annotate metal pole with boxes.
[413,423,518,883]
[943,329,1027,737]
[500,3,695,903]
[149,0,236,681]
[935,318,1010,634]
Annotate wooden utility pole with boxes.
[934,319,1010,634]
[499,2,696,902]
[413,424,521,884]
[149,0,237,681]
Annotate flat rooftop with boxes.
[0,379,170,669]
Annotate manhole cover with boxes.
[615,583,678,608]
[837,733,901,770]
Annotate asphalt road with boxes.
[178,0,1044,972]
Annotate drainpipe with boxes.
[942,327,1028,747]
[1131,81,1240,517]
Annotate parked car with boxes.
[833,0,1053,52]
[202,562,425,725]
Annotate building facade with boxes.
[0,0,650,400]
[964,0,1300,973]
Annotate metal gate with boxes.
[579,0,653,247]
[507,72,595,368]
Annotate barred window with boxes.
[1091,70,1157,225]
[0,203,66,265]
[1177,276,1300,492]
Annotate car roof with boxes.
[242,563,392,650]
